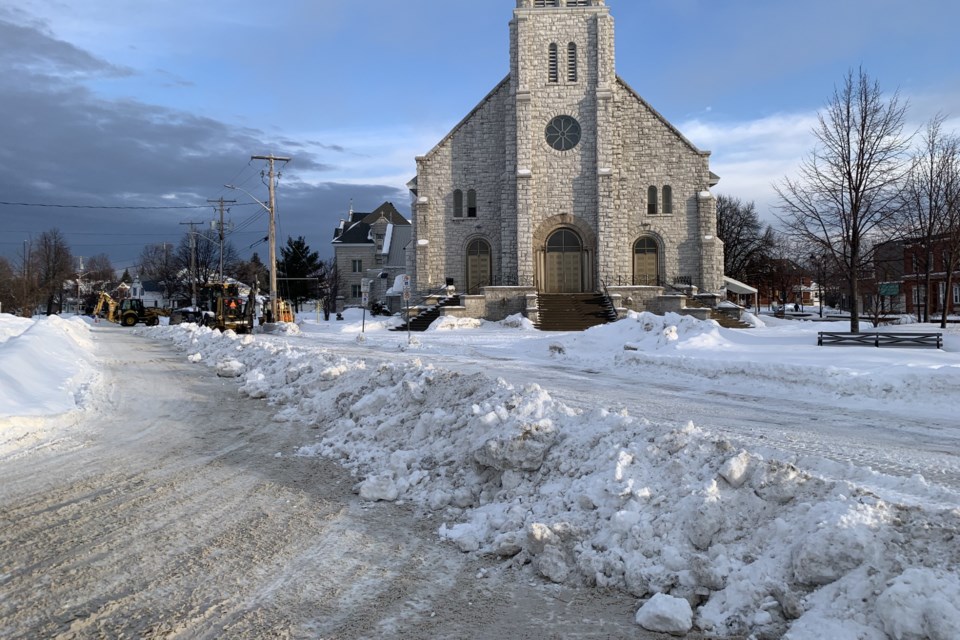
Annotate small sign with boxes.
[403,275,411,286]
[362,293,369,305]
[402,288,411,301]
[361,278,371,293]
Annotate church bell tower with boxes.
[508,0,616,291]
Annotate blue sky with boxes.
[2,0,959,273]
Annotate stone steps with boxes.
[536,293,616,331]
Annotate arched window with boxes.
[548,44,559,83]
[662,185,673,214]
[453,189,463,217]
[567,43,578,82]
[633,237,660,286]
[647,186,658,215]
[467,189,477,218]
[466,239,492,293]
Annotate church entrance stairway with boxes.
[390,294,461,332]
[535,293,617,331]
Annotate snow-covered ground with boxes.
[2,309,959,639]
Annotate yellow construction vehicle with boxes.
[200,283,252,333]
[93,292,161,326]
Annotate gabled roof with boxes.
[615,76,710,158]
[385,225,412,267]
[416,76,512,164]
[332,202,410,245]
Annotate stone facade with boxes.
[409,0,723,315]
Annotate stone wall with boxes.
[334,245,374,304]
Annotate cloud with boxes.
[0,9,401,266]
[680,112,819,218]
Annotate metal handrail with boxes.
[598,279,619,321]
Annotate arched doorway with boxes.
[633,237,659,286]
[545,228,584,293]
[466,239,492,293]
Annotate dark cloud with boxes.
[0,10,407,271]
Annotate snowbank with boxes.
[0,315,101,461]
[0,315,98,417]
[148,321,960,639]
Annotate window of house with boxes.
[453,189,463,217]
[662,185,673,214]
[954,284,960,306]
[352,259,362,273]
[647,186,658,215]
[567,43,577,82]
[351,284,362,298]
[548,44,559,83]
[467,189,477,218]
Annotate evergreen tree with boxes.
[279,237,322,312]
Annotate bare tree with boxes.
[937,134,960,328]
[0,256,15,314]
[901,115,958,321]
[85,254,115,283]
[33,229,74,315]
[715,194,776,283]
[318,257,342,321]
[776,68,911,332]
[138,243,183,302]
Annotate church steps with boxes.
[536,293,617,331]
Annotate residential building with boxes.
[332,202,411,307]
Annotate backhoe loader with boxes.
[93,292,161,327]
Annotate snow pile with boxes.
[0,314,99,417]
[428,316,482,331]
[0,315,101,461]
[149,322,960,639]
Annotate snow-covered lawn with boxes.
[2,310,959,639]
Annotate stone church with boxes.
[406,0,724,323]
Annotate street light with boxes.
[225,183,278,322]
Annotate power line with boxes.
[0,200,259,210]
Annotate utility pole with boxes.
[208,197,236,284]
[77,256,84,315]
[180,221,205,307]
[251,154,291,322]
